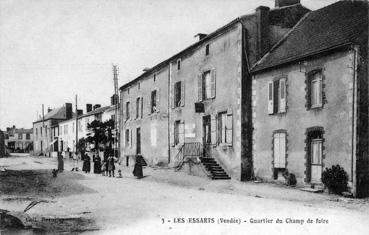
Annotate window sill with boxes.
[219,143,232,148]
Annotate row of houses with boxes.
[118,0,369,197]
[32,98,117,157]
[3,126,33,153]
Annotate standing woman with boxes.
[57,152,64,172]
[82,153,91,173]
[107,153,115,177]
[93,153,101,174]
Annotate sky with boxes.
[0,0,338,129]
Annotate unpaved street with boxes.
[1,155,369,235]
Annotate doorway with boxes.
[202,115,211,158]
[306,127,324,183]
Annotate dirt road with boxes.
[1,155,368,235]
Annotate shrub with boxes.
[321,165,348,195]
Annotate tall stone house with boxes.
[33,103,73,155]
[120,0,309,180]
[251,1,369,197]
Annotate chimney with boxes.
[47,107,52,113]
[194,33,208,41]
[93,104,101,110]
[256,6,270,59]
[111,94,119,105]
[86,104,92,113]
[77,109,83,116]
[65,103,73,120]
[275,0,300,8]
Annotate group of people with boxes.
[81,152,117,177]
[56,151,145,179]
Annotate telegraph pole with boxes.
[42,104,44,155]
[112,64,119,158]
[75,94,78,154]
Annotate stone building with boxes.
[4,126,33,153]
[251,1,369,197]
[120,0,309,180]
[33,103,73,155]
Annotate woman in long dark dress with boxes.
[107,155,115,177]
[93,154,101,174]
[57,152,64,172]
[82,153,91,173]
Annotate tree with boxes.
[85,119,116,153]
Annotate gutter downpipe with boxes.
[352,45,358,197]
[168,63,172,165]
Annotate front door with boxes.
[136,127,141,154]
[310,138,323,183]
[202,115,211,157]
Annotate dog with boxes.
[282,169,296,186]
[52,169,58,178]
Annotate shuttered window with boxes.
[198,69,216,101]
[268,78,287,114]
[136,98,140,119]
[311,73,322,108]
[218,112,233,145]
[125,129,130,147]
[126,102,130,120]
[174,121,185,146]
[150,89,159,113]
[273,132,286,168]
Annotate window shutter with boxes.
[268,81,274,114]
[140,97,143,118]
[273,133,280,168]
[197,73,203,101]
[273,80,279,114]
[279,133,286,168]
[133,99,136,119]
[170,123,175,146]
[211,115,217,145]
[148,92,152,114]
[226,113,233,145]
[156,88,160,112]
[171,84,175,109]
[181,81,185,107]
[279,79,286,113]
[210,69,216,99]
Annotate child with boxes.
[102,161,107,176]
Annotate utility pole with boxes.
[42,104,44,155]
[75,94,78,154]
[112,64,119,159]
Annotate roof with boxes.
[252,1,368,73]
[33,106,68,123]
[120,3,309,90]
[79,106,111,119]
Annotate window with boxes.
[18,133,22,140]
[174,120,184,146]
[198,69,216,101]
[267,78,286,114]
[26,133,30,140]
[177,59,181,71]
[309,72,323,108]
[153,73,156,82]
[126,102,130,120]
[151,90,158,113]
[205,44,209,56]
[36,129,38,139]
[40,127,42,137]
[125,129,130,147]
[174,81,184,107]
[218,112,233,145]
[127,88,130,94]
[273,132,286,168]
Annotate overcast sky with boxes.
[0,0,337,129]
